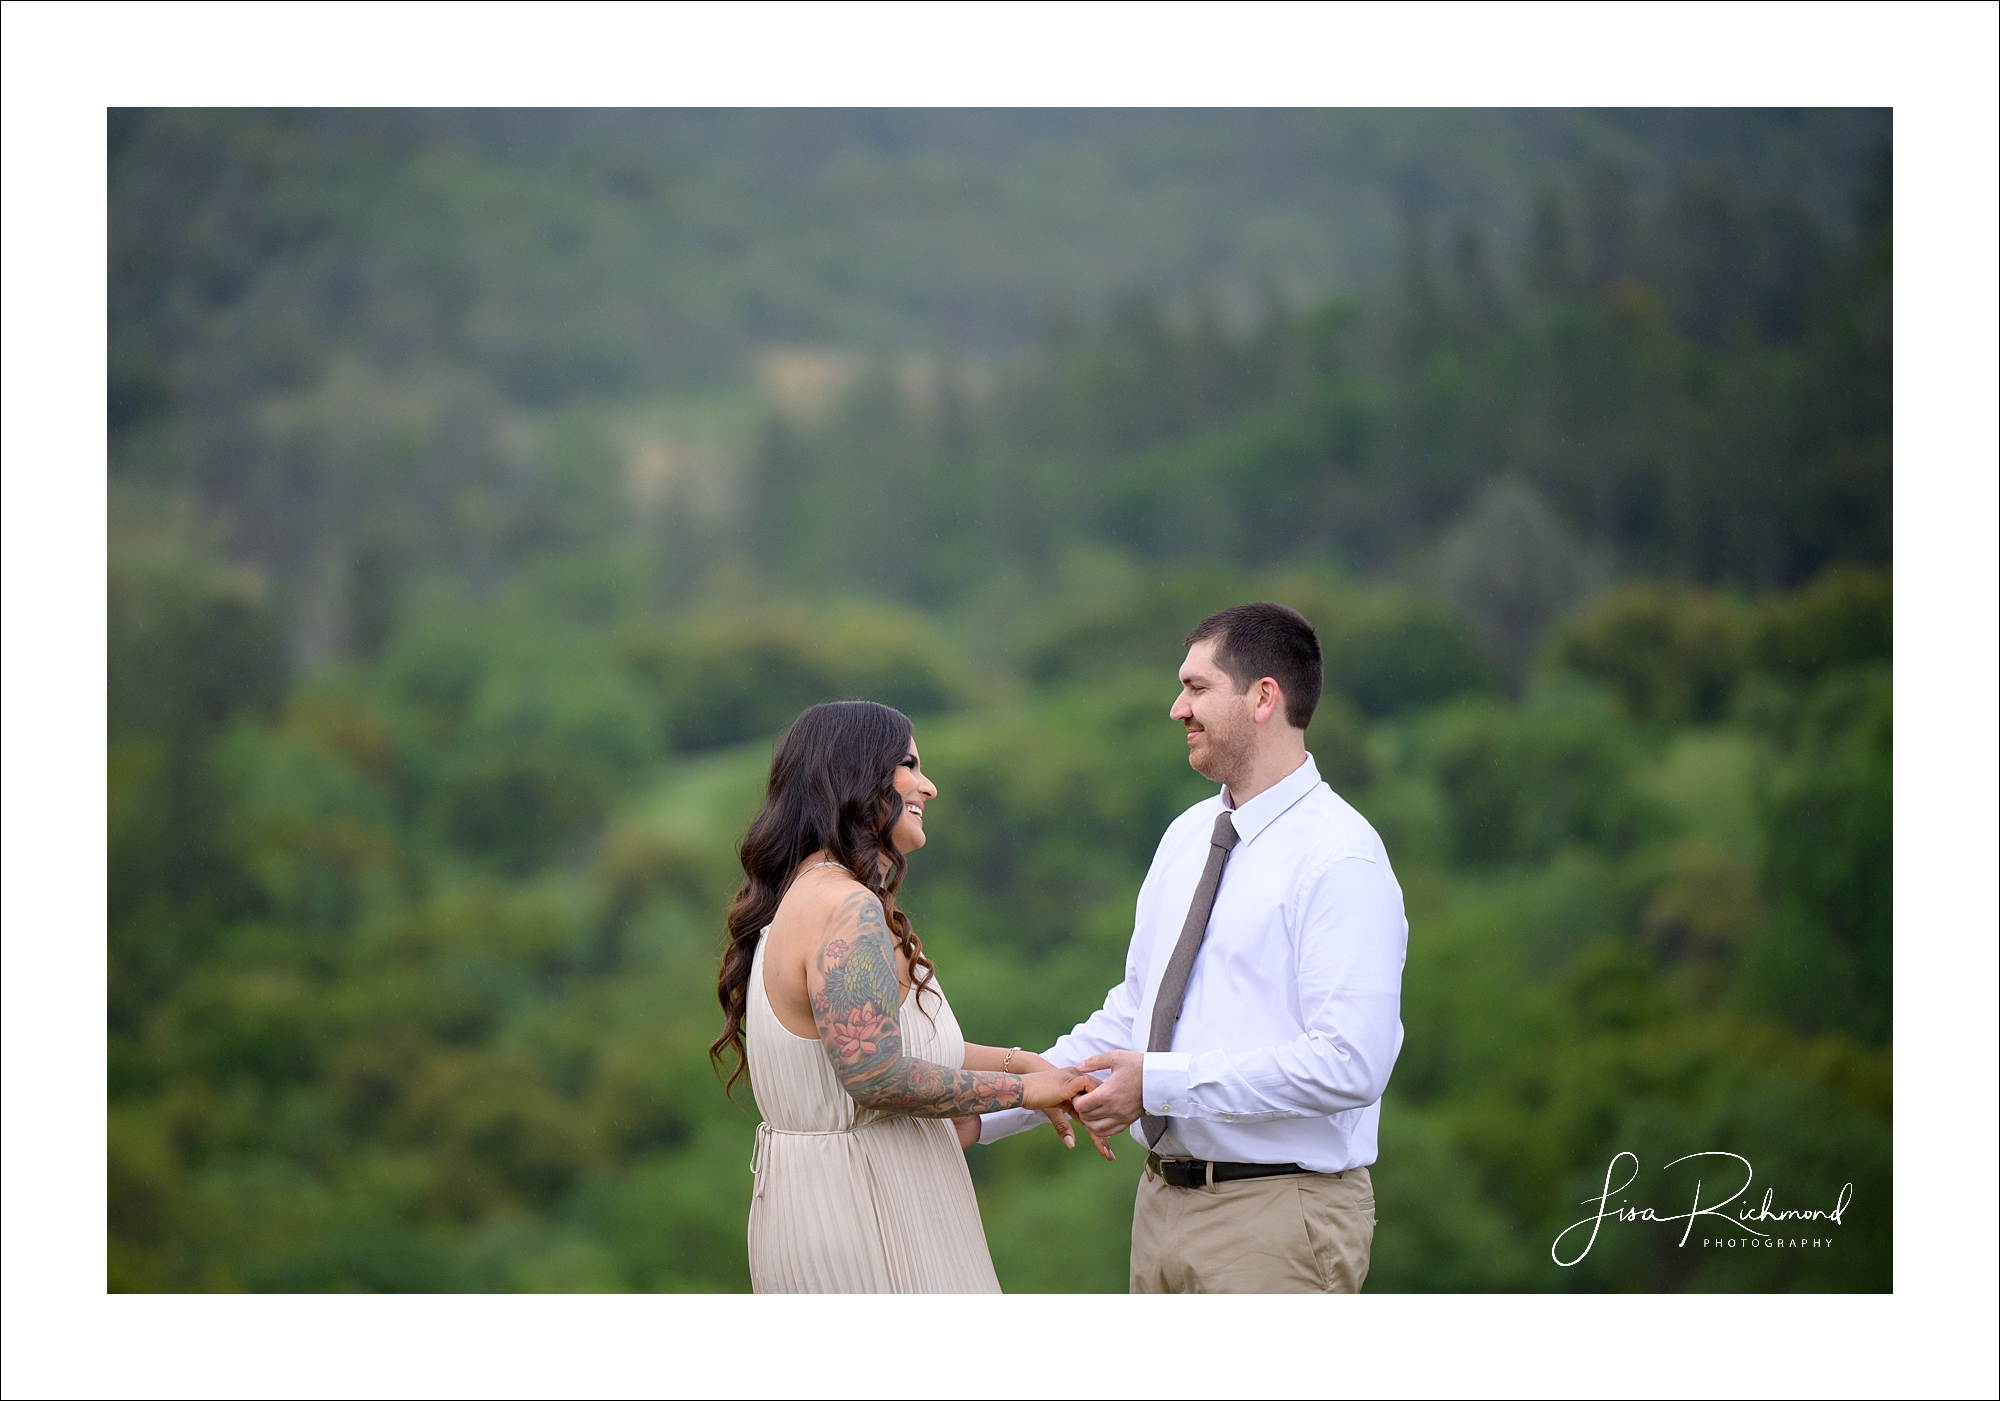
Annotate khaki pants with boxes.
[1129,1162,1375,1293]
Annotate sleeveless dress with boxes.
[745,929,1002,1293]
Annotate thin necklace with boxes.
[802,860,845,874]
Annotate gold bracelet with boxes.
[1002,1046,1019,1073]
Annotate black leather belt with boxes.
[1146,1151,1311,1188]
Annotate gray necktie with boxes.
[1140,810,1240,1148]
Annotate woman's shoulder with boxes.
[768,867,873,947]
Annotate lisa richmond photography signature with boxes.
[1551,1151,1855,1267]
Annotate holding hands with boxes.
[1071,1050,1145,1141]
[953,1052,1117,1160]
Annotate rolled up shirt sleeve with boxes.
[1140,854,1407,1124]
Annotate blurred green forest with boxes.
[109,110,1890,1293]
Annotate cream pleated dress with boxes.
[745,929,1002,1293]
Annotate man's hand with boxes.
[952,1114,980,1149]
[1072,1050,1145,1139]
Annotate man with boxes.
[972,602,1408,1293]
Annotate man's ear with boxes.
[1252,677,1284,725]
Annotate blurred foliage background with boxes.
[108,109,1890,1293]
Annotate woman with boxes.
[711,700,1098,1293]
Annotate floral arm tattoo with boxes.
[812,892,1027,1116]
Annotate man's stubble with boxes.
[1191,702,1257,795]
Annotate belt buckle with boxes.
[1151,1154,1210,1189]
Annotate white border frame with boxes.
[5,3,1994,1397]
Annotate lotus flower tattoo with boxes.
[815,928,904,1071]
[826,1001,894,1062]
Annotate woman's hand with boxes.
[1007,1053,1082,1151]
[953,1066,1116,1160]
[1053,1072,1116,1162]
[1019,1068,1120,1161]
[1020,1067,1097,1111]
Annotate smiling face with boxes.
[888,742,938,853]
[1170,639,1258,789]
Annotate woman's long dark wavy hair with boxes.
[711,700,939,1097]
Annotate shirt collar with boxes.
[1221,751,1322,846]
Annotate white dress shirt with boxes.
[979,752,1408,1173]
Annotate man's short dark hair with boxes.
[1186,602,1323,730]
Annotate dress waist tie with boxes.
[751,1121,871,1200]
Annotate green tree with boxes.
[1552,583,1745,724]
